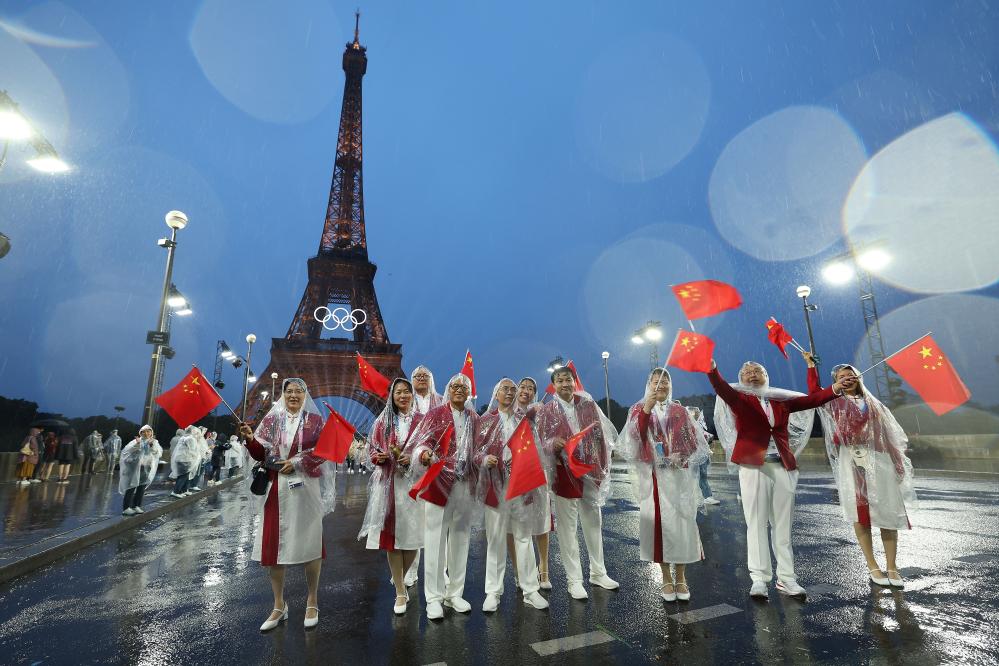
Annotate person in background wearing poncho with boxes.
[239,378,337,631]
[809,363,916,589]
[620,368,709,602]
[169,426,201,498]
[358,377,425,615]
[104,430,122,474]
[119,425,162,515]
[710,352,852,600]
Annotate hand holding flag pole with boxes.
[857,332,932,376]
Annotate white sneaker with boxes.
[30,479,41,483]
[122,508,136,516]
[183,491,194,497]
[703,497,721,505]
[133,507,144,514]
[444,597,471,613]
[589,574,620,590]
[170,492,184,498]
[776,579,807,597]
[190,487,202,492]
[426,601,444,620]
[523,591,549,610]
[482,594,500,612]
[568,583,589,600]
[750,581,769,598]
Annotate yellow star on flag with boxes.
[918,346,933,359]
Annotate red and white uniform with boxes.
[361,410,425,550]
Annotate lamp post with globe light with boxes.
[241,334,257,421]
[142,211,189,427]
[271,372,279,403]
[601,351,611,418]
[796,285,819,366]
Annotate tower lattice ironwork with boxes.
[244,14,403,420]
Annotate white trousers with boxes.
[739,463,799,584]
[485,506,540,596]
[554,493,607,585]
[423,483,472,604]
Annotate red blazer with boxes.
[708,367,837,470]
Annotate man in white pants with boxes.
[710,354,849,599]
[475,378,549,612]
[535,366,618,600]
[408,374,479,620]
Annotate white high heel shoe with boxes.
[260,604,288,631]
[393,591,409,615]
[304,606,319,628]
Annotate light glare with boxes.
[822,262,855,285]
[27,155,70,173]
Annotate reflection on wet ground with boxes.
[0,463,996,664]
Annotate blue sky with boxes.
[2,0,998,429]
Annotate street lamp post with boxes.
[271,372,279,403]
[241,334,257,421]
[601,351,611,418]
[142,211,188,427]
[796,285,819,365]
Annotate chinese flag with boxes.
[155,367,222,428]
[564,423,596,478]
[409,424,454,500]
[666,329,715,373]
[357,353,390,399]
[460,350,477,398]
[885,334,971,416]
[671,280,742,320]
[766,318,795,359]
[315,402,356,463]
[505,419,548,500]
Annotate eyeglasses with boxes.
[450,385,469,393]
[412,373,430,379]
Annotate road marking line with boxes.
[668,603,742,625]
[530,630,615,656]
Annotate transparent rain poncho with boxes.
[814,365,917,529]
[411,365,444,416]
[533,376,618,508]
[358,377,425,547]
[104,431,122,458]
[404,374,481,523]
[119,426,162,495]
[474,379,551,537]
[252,378,337,515]
[224,435,243,469]
[169,425,202,480]
[713,361,815,471]
[619,369,709,506]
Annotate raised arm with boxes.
[707,362,742,407]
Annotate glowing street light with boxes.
[821,261,854,285]
[26,154,70,173]
[856,247,892,272]
[0,109,32,140]
[0,90,70,174]
[631,321,663,369]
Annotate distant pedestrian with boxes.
[40,432,58,481]
[686,406,720,505]
[209,435,230,484]
[120,425,162,515]
[225,435,244,478]
[82,431,103,474]
[104,430,122,473]
[169,426,201,498]
[55,429,79,484]
[16,427,42,486]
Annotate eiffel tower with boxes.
[245,14,403,420]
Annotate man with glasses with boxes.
[407,374,479,620]
[411,366,444,416]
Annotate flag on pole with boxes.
[155,367,222,428]
[766,317,796,359]
[314,402,357,463]
[505,419,547,500]
[357,353,390,399]
[460,350,477,398]
[885,334,971,415]
[564,423,597,478]
[665,329,715,373]
[409,424,455,500]
[670,280,742,320]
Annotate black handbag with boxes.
[250,463,270,495]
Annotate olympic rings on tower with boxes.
[313,306,368,332]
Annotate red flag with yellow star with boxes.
[766,317,795,359]
[885,334,970,415]
[505,418,548,500]
[666,329,715,373]
[154,367,222,428]
[315,402,357,463]
[357,353,390,399]
[563,423,597,478]
[671,280,742,320]
[460,349,477,398]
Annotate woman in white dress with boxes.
[619,368,709,602]
[239,378,337,630]
[358,378,425,614]
[810,364,916,589]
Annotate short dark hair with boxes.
[550,366,575,384]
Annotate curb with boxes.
[0,475,245,586]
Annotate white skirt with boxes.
[365,478,425,550]
[252,473,325,565]
[637,465,702,564]
[836,449,911,530]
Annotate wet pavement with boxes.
[0,462,996,665]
